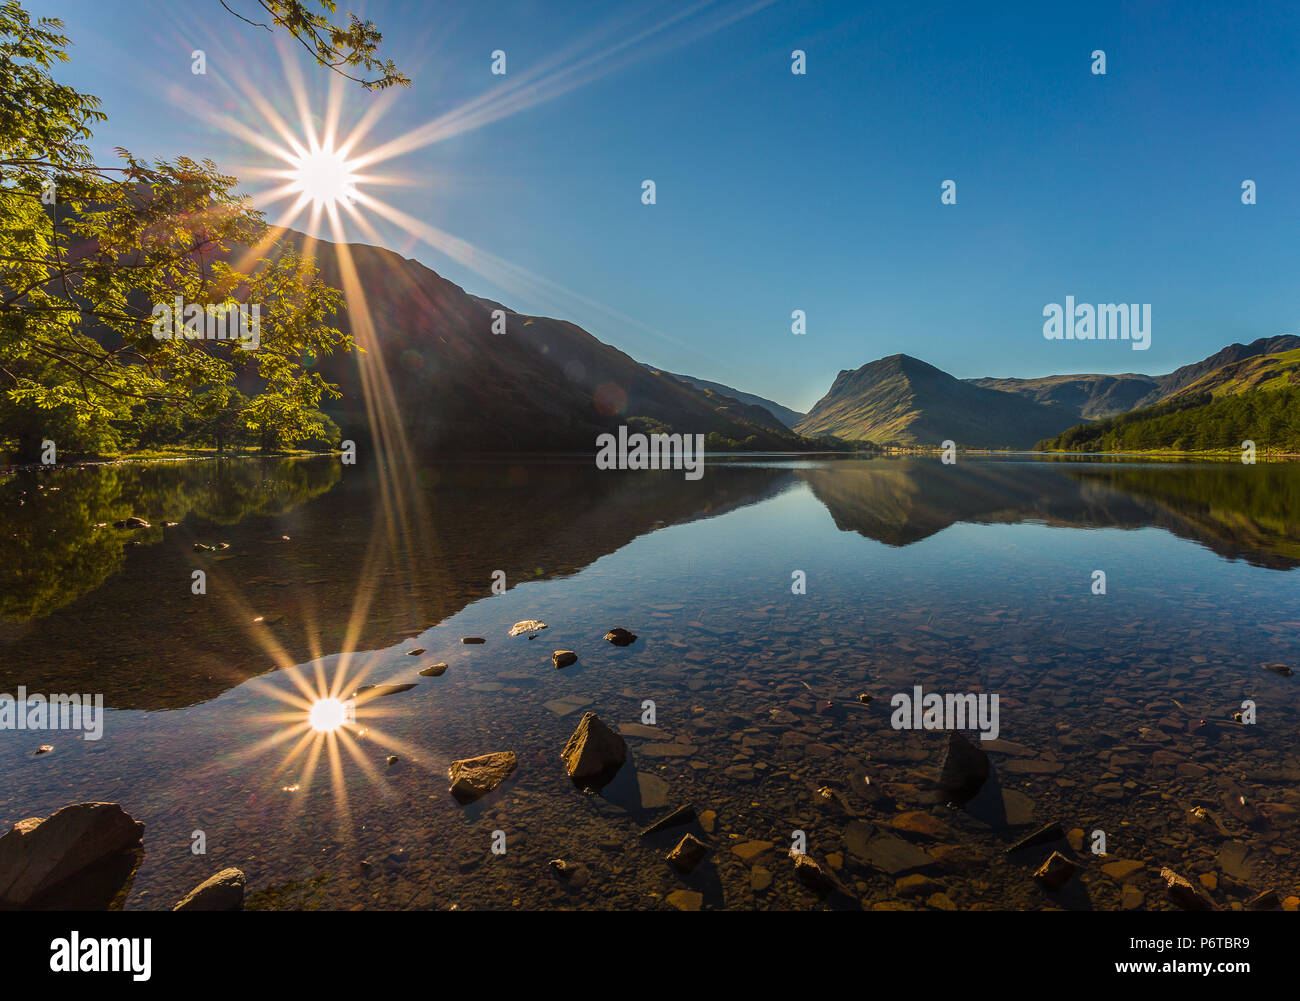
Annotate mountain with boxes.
[1037,346,1300,453]
[794,354,1075,448]
[966,372,1157,421]
[968,335,1300,419]
[1155,335,1300,397]
[644,368,804,430]
[271,233,817,453]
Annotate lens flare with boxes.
[288,146,359,210]
[308,697,350,732]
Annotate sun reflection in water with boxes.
[308,697,353,733]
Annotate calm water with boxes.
[1,454,1298,910]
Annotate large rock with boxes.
[1161,866,1215,910]
[666,834,709,874]
[561,713,627,787]
[0,802,144,908]
[1032,851,1077,891]
[173,867,246,911]
[447,751,517,804]
[937,731,990,802]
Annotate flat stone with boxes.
[617,723,670,739]
[750,866,773,891]
[1002,789,1036,826]
[891,811,954,840]
[509,620,547,636]
[642,804,696,837]
[637,772,671,809]
[638,743,698,758]
[849,830,936,876]
[352,683,417,699]
[447,751,517,804]
[1218,842,1254,882]
[1006,823,1065,854]
[1101,859,1144,882]
[732,840,774,864]
[1002,758,1064,775]
[666,889,702,911]
[543,696,592,717]
[418,662,448,677]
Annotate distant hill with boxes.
[1037,347,1300,453]
[969,335,1300,419]
[794,354,1074,448]
[967,372,1157,421]
[645,368,805,431]
[269,233,821,453]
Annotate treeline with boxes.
[1037,386,1300,453]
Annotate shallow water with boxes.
[1,454,1297,910]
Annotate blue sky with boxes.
[30,0,1300,411]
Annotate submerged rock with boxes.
[351,683,417,699]
[552,650,578,669]
[666,889,702,911]
[447,751,517,804]
[604,628,637,647]
[791,852,848,897]
[1161,866,1215,910]
[0,802,144,908]
[1032,851,1077,891]
[509,620,547,636]
[1263,662,1294,677]
[1006,822,1066,854]
[561,713,627,788]
[173,867,246,911]
[936,731,990,803]
[666,834,709,874]
[642,804,697,837]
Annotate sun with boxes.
[288,145,360,210]
[308,696,352,733]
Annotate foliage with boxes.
[0,1,392,459]
[1037,386,1300,453]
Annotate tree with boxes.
[220,0,409,90]
[0,0,404,458]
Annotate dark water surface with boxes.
[1,454,1297,910]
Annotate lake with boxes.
[1,454,1297,910]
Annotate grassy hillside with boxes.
[970,335,1300,419]
[1037,384,1300,453]
[646,368,805,430]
